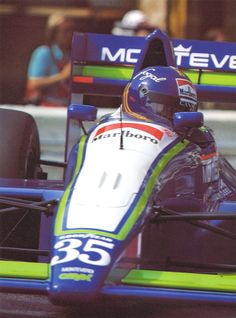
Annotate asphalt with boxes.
[1,292,236,318]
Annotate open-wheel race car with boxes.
[1,29,236,307]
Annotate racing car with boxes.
[1,29,236,307]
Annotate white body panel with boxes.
[66,119,177,232]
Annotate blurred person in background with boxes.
[112,10,156,37]
[204,27,227,42]
[25,12,75,107]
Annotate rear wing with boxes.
[70,29,236,104]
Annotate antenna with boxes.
[119,106,124,150]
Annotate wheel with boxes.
[0,108,41,260]
[0,108,40,178]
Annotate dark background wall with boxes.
[186,0,226,40]
[1,14,46,104]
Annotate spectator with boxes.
[25,13,75,106]
[112,10,155,37]
[204,27,227,42]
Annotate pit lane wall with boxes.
[1,106,236,177]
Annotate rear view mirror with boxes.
[174,112,204,131]
[68,104,97,121]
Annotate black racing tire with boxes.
[0,108,41,260]
[0,108,40,178]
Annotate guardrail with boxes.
[1,105,236,169]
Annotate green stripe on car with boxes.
[54,139,189,239]
[122,269,236,292]
[185,69,236,87]
[118,140,189,240]
[73,64,236,87]
[55,135,87,236]
[0,260,49,280]
[73,65,133,80]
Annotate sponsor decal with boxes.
[61,266,94,274]
[176,78,197,110]
[93,129,159,144]
[101,47,141,63]
[59,233,113,243]
[100,43,236,71]
[59,273,93,282]
[92,122,163,144]
[133,68,167,83]
[174,44,236,70]
[176,78,197,100]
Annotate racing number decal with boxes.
[51,239,82,266]
[51,239,114,266]
[78,239,114,265]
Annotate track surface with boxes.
[1,292,236,318]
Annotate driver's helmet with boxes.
[123,66,198,120]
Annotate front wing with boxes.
[1,261,236,304]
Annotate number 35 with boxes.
[51,238,114,266]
